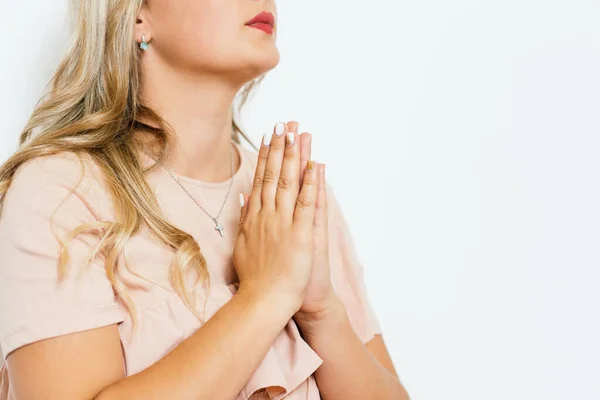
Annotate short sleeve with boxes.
[326,183,382,344]
[0,153,124,361]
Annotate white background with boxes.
[1,1,599,399]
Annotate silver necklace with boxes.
[159,142,236,238]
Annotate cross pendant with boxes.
[214,219,225,238]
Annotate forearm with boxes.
[96,289,298,400]
[295,296,409,400]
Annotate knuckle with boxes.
[301,179,316,191]
[253,175,264,188]
[263,169,278,184]
[296,195,314,208]
[239,217,249,233]
[283,150,296,160]
[270,139,285,150]
[277,176,293,190]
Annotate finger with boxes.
[293,159,319,230]
[314,164,328,233]
[248,132,273,215]
[276,126,301,216]
[287,121,299,135]
[313,165,329,259]
[299,132,312,187]
[238,193,249,232]
[261,121,288,210]
[287,121,308,188]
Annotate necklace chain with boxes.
[159,142,236,238]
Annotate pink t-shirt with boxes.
[0,140,381,400]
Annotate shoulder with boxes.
[1,151,113,221]
[12,151,100,186]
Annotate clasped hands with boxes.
[233,121,342,329]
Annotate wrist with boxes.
[294,293,348,341]
[237,281,302,317]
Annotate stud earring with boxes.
[140,34,149,50]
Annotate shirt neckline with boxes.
[146,140,246,190]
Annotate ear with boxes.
[134,4,153,45]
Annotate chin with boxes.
[252,50,281,72]
[236,50,281,77]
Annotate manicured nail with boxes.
[286,132,295,147]
[239,193,245,207]
[263,133,272,146]
[274,122,285,136]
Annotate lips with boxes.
[245,11,275,28]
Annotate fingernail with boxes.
[286,131,295,147]
[274,122,285,136]
[306,160,316,172]
[239,193,245,207]
[263,133,272,146]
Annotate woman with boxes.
[0,1,408,399]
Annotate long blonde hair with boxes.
[0,0,261,327]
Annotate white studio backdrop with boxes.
[1,1,599,399]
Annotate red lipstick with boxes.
[245,11,275,34]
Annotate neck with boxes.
[138,54,243,183]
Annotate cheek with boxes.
[158,10,245,68]
[195,23,243,58]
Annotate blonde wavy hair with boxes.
[0,0,262,327]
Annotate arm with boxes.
[288,162,409,399]
[7,288,297,400]
[98,289,298,399]
[295,296,409,400]
[3,126,320,399]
